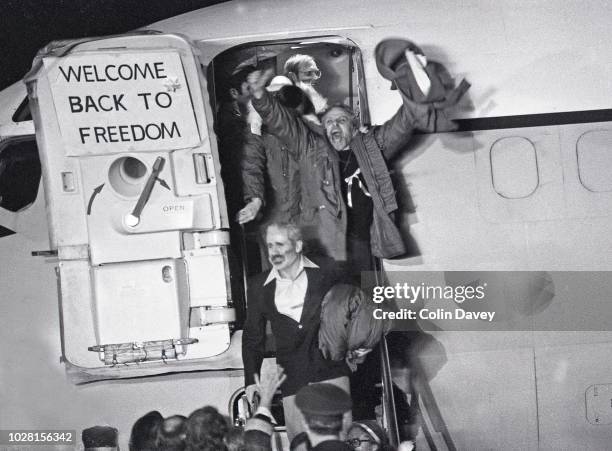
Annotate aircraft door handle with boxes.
[193,153,213,184]
[31,250,58,257]
[125,156,165,227]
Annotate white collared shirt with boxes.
[263,256,318,322]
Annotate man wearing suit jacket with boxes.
[242,222,351,441]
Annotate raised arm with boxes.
[372,99,436,160]
[243,368,286,451]
[249,70,312,159]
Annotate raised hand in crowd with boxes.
[254,365,287,411]
[247,68,275,99]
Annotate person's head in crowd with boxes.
[284,54,328,113]
[284,54,321,86]
[295,383,352,446]
[320,104,359,151]
[223,426,245,451]
[129,410,163,451]
[157,414,188,451]
[81,426,119,451]
[346,420,390,451]
[265,222,303,276]
[185,406,230,451]
[220,65,255,105]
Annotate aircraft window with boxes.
[12,97,32,122]
[576,130,612,192]
[0,138,41,212]
[490,137,539,199]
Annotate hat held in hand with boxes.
[375,38,470,132]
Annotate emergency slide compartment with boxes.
[25,33,239,381]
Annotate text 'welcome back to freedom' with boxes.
[43,51,200,153]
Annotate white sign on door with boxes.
[44,51,201,155]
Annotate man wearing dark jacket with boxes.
[248,68,440,273]
[237,75,330,262]
[242,221,350,441]
[237,76,305,227]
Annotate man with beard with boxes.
[242,222,350,441]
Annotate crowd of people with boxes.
[80,368,408,450]
[79,406,242,450]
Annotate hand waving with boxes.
[254,365,287,409]
[247,68,275,99]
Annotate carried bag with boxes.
[319,284,393,370]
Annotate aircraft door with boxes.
[25,33,236,378]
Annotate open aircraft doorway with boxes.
[208,36,369,278]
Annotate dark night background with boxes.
[1,0,229,91]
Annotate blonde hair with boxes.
[284,54,317,76]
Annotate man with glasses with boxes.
[346,420,392,450]
[284,54,328,114]
[284,54,321,85]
